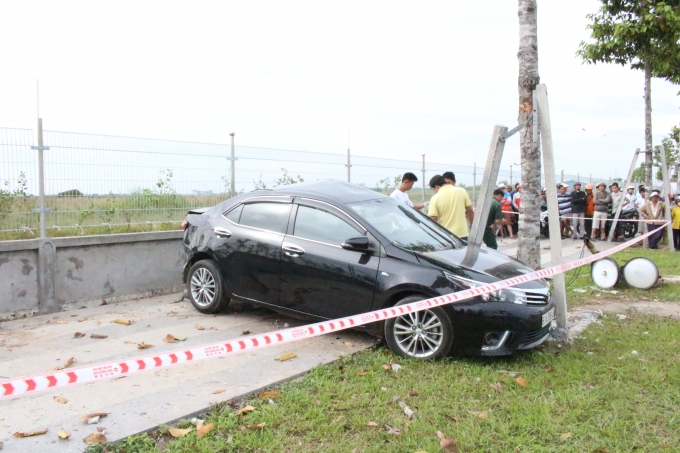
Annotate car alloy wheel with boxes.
[187,260,227,314]
[191,267,216,307]
[384,295,453,360]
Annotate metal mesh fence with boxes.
[0,126,618,240]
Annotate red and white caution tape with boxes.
[0,221,670,400]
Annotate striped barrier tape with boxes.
[0,221,670,400]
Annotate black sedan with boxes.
[181,180,555,360]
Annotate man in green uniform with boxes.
[483,189,504,249]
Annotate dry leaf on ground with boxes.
[259,391,282,399]
[50,357,75,371]
[489,382,503,393]
[195,323,205,330]
[408,389,418,397]
[54,396,68,404]
[168,427,192,438]
[13,429,48,438]
[95,319,101,325]
[382,424,400,435]
[381,364,390,371]
[90,334,107,339]
[242,329,251,335]
[366,422,378,427]
[55,320,67,325]
[137,342,153,349]
[437,431,460,453]
[246,423,266,430]
[196,423,215,439]
[124,340,136,344]
[468,411,488,420]
[515,377,528,387]
[112,318,133,325]
[235,405,255,416]
[210,326,217,330]
[57,429,71,439]
[276,352,297,362]
[74,332,86,339]
[163,334,175,343]
[212,389,226,394]
[174,334,187,341]
[80,413,109,423]
[356,371,371,376]
[560,432,572,440]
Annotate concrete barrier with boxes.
[0,231,185,319]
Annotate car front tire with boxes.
[187,260,228,314]
[384,295,454,360]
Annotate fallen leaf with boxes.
[55,320,67,324]
[95,319,101,325]
[212,389,226,394]
[382,364,390,371]
[333,415,345,423]
[437,431,460,453]
[444,414,461,422]
[560,432,572,440]
[13,429,48,438]
[242,329,251,335]
[408,389,419,397]
[83,433,107,445]
[235,405,255,416]
[468,411,488,419]
[259,391,282,399]
[366,422,378,427]
[356,371,371,376]
[195,323,205,330]
[168,428,192,438]
[74,332,86,338]
[54,396,68,404]
[196,423,215,439]
[80,413,109,423]
[100,300,108,306]
[78,318,85,322]
[246,423,266,430]
[97,427,106,432]
[174,334,187,341]
[210,326,217,330]
[137,342,153,349]
[50,357,75,371]
[514,377,528,387]
[276,352,297,362]
[382,424,400,435]
[112,318,133,325]
[90,334,107,339]
[57,429,71,439]
[124,340,136,344]
[489,382,503,393]
[163,334,175,343]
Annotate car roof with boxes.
[262,179,386,205]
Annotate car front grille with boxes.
[525,290,550,305]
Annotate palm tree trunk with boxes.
[644,60,653,187]
[517,0,541,269]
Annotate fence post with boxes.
[31,118,49,239]
[472,162,477,204]
[421,154,426,203]
[229,133,236,197]
[346,148,351,182]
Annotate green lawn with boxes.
[566,247,680,308]
[86,314,680,453]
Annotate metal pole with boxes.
[608,148,640,242]
[472,162,477,205]
[421,154,426,204]
[535,84,568,342]
[659,143,676,252]
[34,118,47,239]
[229,132,236,197]
[346,148,351,182]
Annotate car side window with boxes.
[239,202,291,234]
[223,204,243,223]
[294,205,360,245]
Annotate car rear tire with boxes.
[384,295,453,360]
[187,260,228,314]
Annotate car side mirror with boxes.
[341,236,371,252]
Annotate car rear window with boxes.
[239,202,291,234]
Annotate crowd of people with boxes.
[389,172,680,252]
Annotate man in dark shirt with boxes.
[570,182,586,239]
[483,189,504,249]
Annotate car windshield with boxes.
[347,197,463,252]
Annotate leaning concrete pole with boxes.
[659,144,675,252]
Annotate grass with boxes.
[85,314,680,453]
[565,247,680,308]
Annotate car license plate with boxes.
[542,308,555,327]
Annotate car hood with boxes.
[416,246,547,290]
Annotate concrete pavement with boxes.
[0,294,377,452]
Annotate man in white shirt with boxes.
[622,185,637,212]
[390,172,425,210]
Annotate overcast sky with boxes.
[1,0,678,180]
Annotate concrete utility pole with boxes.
[229,133,236,197]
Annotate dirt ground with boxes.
[578,299,680,319]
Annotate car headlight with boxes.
[444,272,529,304]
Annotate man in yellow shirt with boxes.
[428,174,474,240]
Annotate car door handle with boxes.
[282,243,305,257]
[214,227,232,238]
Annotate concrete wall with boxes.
[0,231,184,319]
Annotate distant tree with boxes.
[577,0,680,187]
[58,189,83,197]
[653,125,680,181]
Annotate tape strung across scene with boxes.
[0,221,670,400]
